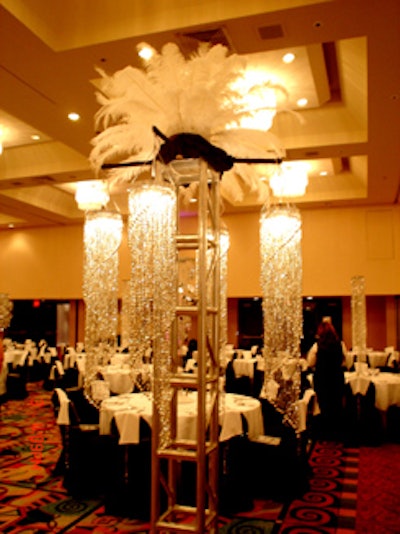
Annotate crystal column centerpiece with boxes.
[259,204,303,430]
[128,176,177,447]
[351,275,367,362]
[83,210,122,405]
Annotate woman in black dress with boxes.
[312,318,345,438]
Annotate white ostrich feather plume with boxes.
[90,42,287,185]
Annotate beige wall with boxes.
[302,206,400,296]
[224,205,400,297]
[0,224,84,299]
[0,204,398,348]
[0,204,399,299]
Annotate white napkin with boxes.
[348,374,371,396]
[219,410,243,442]
[297,389,320,432]
[114,411,141,444]
[54,388,70,425]
[49,365,56,380]
[55,360,65,376]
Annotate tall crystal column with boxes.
[128,177,177,447]
[259,203,303,430]
[83,210,122,405]
[351,275,367,362]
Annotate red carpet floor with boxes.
[276,441,359,533]
[356,443,400,533]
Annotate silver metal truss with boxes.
[151,158,221,533]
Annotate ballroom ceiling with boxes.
[0,0,399,229]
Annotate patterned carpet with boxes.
[276,441,359,533]
[356,443,400,533]
[0,382,281,533]
[1,382,400,533]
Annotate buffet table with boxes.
[100,391,264,444]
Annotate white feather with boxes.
[89,42,288,187]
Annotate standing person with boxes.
[309,318,345,439]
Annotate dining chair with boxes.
[386,405,400,443]
[6,359,28,400]
[51,387,105,496]
[224,359,255,397]
[218,414,254,515]
[62,365,80,389]
[342,381,382,446]
[104,417,152,520]
[224,359,236,393]
[247,400,309,501]
[253,368,264,397]
[43,361,64,391]
[380,349,399,373]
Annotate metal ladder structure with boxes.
[151,158,221,533]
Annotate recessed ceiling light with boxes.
[8,223,14,229]
[31,134,40,141]
[282,52,295,64]
[137,43,155,61]
[320,170,328,176]
[297,98,308,107]
[68,112,80,121]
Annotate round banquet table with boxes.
[99,365,135,395]
[345,371,400,411]
[99,391,264,444]
[3,349,27,368]
[367,351,389,369]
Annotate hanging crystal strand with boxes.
[128,166,177,447]
[0,293,13,372]
[219,226,230,357]
[212,225,230,409]
[177,258,196,353]
[259,203,303,430]
[120,279,130,351]
[351,275,367,363]
[83,210,123,405]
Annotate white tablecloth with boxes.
[346,350,399,370]
[3,349,27,368]
[232,356,263,379]
[345,371,400,411]
[100,365,135,394]
[367,351,389,368]
[100,391,264,445]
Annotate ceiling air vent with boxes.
[176,27,236,55]
[258,24,284,40]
